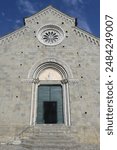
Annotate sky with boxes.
[0,0,100,38]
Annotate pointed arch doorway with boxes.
[30,62,71,126]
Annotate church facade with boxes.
[0,6,100,150]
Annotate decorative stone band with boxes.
[68,79,80,85]
[21,78,34,83]
[21,78,39,84]
[0,27,29,45]
[25,6,75,26]
[21,78,79,84]
[73,28,100,46]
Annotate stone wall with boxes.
[0,6,99,146]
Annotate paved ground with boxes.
[0,144,100,150]
[0,145,27,150]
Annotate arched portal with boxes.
[29,61,71,126]
[37,68,63,124]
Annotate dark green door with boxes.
[36,85,64,124]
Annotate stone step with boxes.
[28,125,70,131]
[22,131,70,138]
[21,125,70,139]
[22,132,69,139]
[27,147,69,150]
[29,128,69,133]
[33,130,68,134]
[24,129,68,136]
[22,138,75,144]
[19,125,78,150]
[28,135,71,140]
[33,131,66,136]
[34,124,67,128]
[21,133,78,150]
[21,142,78,149]
[21,131,76,142]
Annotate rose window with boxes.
[43,31,59,44]
[37,25,64,46]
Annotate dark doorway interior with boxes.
[44,101,57,124]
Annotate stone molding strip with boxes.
[25,6,75,25]
[21,78,79,84]
[73,27,100,47]
[0,27,29,45]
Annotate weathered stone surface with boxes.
[0,6,100,149]
[0,144,99,150]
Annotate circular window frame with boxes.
[36,24,65,46]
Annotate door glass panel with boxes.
[38,85,50,101]
[51,86,63,123]
[51,86,62,101]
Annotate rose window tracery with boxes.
[43,31,59,44]
[37,25,64,46]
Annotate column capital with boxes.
[33,78,40,84]
[61,79,68,84]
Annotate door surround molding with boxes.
[29,60,71,126]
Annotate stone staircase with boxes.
[19,124,79,150]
